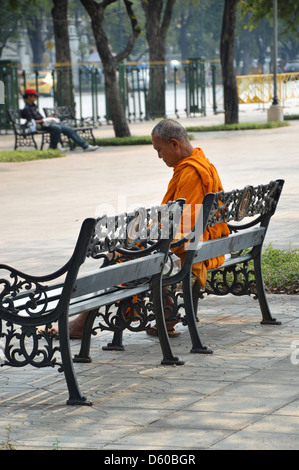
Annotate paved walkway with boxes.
[0,103,299,450]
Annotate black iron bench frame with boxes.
[106,179,284,357]
[0,199,185,406]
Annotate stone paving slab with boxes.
[0,294,299,450]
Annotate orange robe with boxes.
[161,147,230,287]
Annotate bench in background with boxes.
[43,106,96,149]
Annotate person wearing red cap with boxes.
[21,88,99,152]
[24,87,38,96]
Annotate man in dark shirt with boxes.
[21,88,99,152]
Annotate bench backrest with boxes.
[206,179,284,229]
[70,199,185,301]
[166,179,284,277]
[7,109,26,134]
[43,106,76,126]
[88,200,184,259]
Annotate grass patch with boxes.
[94,121,290,146]
[185,121,289,133]
[262,245,299,294]
[0,149,65,162]
[95,135,153,146]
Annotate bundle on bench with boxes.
[43,106,96,149]
[0,199,184,406]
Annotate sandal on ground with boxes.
[167,328,181,337]
[146,325,181,337]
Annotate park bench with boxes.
[106,179,284,356]
[7,109,50,150]
[43,106,96,149]
[0,199,186,406]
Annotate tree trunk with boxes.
[141,0,177,119]
[52,0,74,108]
[178,9,193,61]
[148,45,166,119]
[220,0,240,124]
[104,57,131,137]
[80,0,141,137]
[27,16,45,71]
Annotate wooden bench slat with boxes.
[209,253,252,271]
[69,284,150,316]
[72,252,164,299]
[193,227,265,263]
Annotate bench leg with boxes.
[91,130,96,146]
[152,275,184,366]
[253,253,281,325]
[73,310,97,363]
[183,276,213,354]
[58,312,92,406]
[102,304,126,351]
[102,330,125,351]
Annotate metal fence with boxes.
[0,59,209,130]
[237,72,299,107]
[0,58,298,131]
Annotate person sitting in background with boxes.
[21,88,99,152]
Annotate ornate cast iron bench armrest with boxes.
[7,109,50,150]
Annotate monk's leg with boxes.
[147,287,180,336]
[50,312,88,339]
[163,287,179,331]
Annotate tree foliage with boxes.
[240,0,299,33]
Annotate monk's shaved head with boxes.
[151,119,189,144]
[151,119,193,167]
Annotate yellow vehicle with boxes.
[20,70,55,96]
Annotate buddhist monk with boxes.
[153,119,229,284]
[51,119,229,339]
[146,119,230,336]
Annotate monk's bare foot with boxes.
[45,312,88,339]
